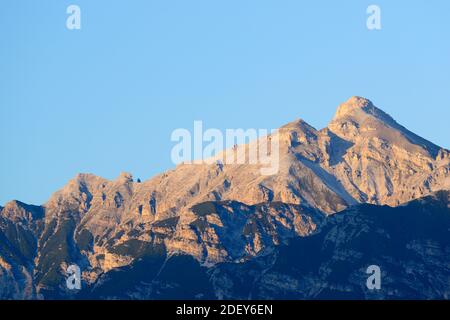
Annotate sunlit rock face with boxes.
[1,97,449,299]
[325,96,449,207]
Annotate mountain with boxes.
[1,97,449,299]
[327,97,449,205]
[81,190,450,300]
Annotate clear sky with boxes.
[1,0,449,205]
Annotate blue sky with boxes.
[1,0,449,205]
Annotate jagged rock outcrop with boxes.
[0,201,44,299]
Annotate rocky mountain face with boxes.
[80,190,450,300]
[0,97,449,299]
[326,97,449,206]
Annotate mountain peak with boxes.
[117,172,133,183]
[334,96,372,117]
[1,200,44,222]
[329,96,442,158]
[333,96,375,119]
[331,96,399,129]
